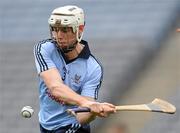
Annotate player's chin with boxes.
[58,43,69,49]
[59,42,67,46]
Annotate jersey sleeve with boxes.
[33,42,56,74]
[81,66,103,100]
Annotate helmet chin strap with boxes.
[57,40,78,53]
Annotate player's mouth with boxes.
[57,40,67,45]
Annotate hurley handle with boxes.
[67,107,91,116]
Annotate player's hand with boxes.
[81,101,116,117]
[98,102,116,117]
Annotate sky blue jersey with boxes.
[33,39,103,130]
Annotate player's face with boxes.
[52,27,77,48]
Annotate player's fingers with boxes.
[98,111,111,118]
[102,102,116,108]
[99,113,107,118]
[89,102,116,115]
[90,103,104,114]
[101,103,116,113]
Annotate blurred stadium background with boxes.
[0,0,180,133]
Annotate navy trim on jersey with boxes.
[35,39,53,72]
[35,43,46,72]
[90,54,104,99]
[34,44,43,72]
[39,43,48,71]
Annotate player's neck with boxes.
[64,43,84,60]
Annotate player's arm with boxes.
[40,68,90,106]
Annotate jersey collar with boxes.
[57,40,91,64]
[77,40,91,59]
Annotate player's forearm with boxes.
[76,113,96,124]
[49,84,88,106]
[76,97,97,124]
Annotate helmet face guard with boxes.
[49,14,78,33]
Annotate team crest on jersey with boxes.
[72,74,81,84]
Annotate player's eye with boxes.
[51,27,70,33]
[51,27,58,32]
[60,27,68,33]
